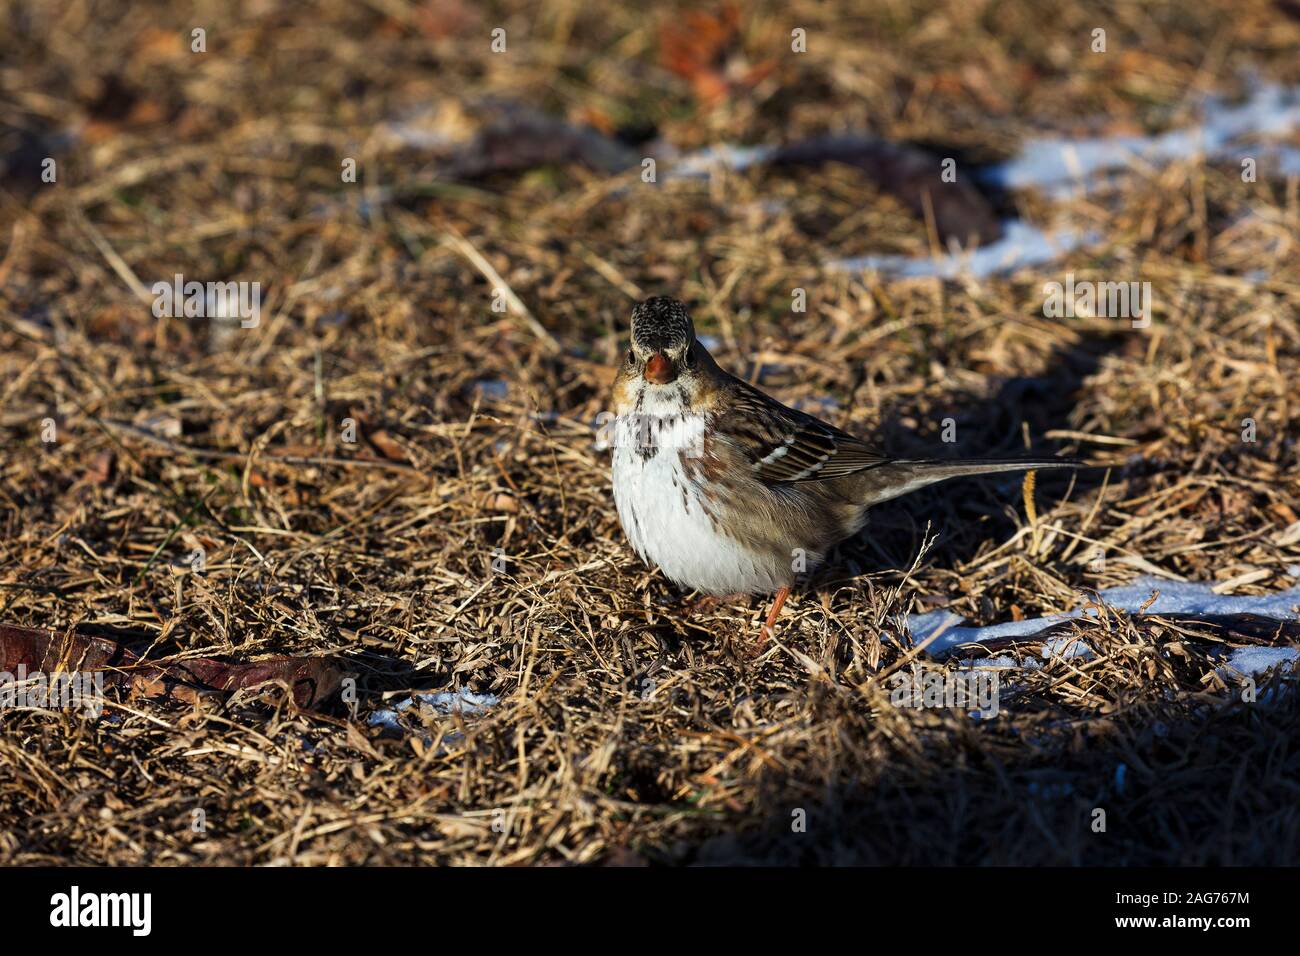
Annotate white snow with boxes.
[474,379,509,399]
[909,607,1055,653]
[908,576,1300,659]
[658,85,1300,277]
[840,82,1300,278]
[959,653,1041,671]
[1097,579,1300,617]
[1217,646,1299,678]
[1041,635,1096,661]
[986,83,1300,194]
[668,144,776,179]
[668,86,1300,195]
[368,688,499,733]
[829,220,1100,280]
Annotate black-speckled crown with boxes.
[630,297,694,353]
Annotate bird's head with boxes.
[626,296,698,386]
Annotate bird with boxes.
[609,296,1077,639]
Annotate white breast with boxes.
[610,413,790,596]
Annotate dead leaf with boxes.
[81,450,116,486]
[368,429,409,463]
[0,623,343,710]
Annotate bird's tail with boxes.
[859,457,1079,506]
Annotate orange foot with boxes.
[757,586,791,645]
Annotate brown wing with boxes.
[718,377,891,484]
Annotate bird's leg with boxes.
[759,586,791,641]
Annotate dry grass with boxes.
[1,0,1299,865]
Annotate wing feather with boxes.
[720,380,890,484]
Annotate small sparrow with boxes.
[610,297,1076,635]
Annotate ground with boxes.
[1,0,1299,865]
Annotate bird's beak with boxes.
[644,352,676,385]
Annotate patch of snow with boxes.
[959,654,1041,671]
[983,83,1300,194]
[379,123,457,151]
[668,144,776,179]
[830,220,1100,280]
[367,708,404,733]
[657,85,1300,279]
[474,379,509,399]
[908,576,1300,658]
[907,609,969,651]
[1041,635,1096,661]
[834,83,1300,278]
[669,87,1300,190]
[1097,579,1300,618]
[1217,646,1299,678]
[413,689,499,714]
[368,687,499,732]
[909,607,1065,655]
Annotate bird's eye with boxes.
[625,349,636,366]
